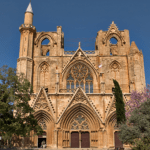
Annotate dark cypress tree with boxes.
[113,79,126,125]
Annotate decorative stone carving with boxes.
[39,119,47,130]
[34,91,50,111]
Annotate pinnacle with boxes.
[130,41,139,53]
[26,1,33,13]
[130,41,138,50]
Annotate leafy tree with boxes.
[119,98,150,150]
[125,86,150,122]
[0,65,43,147]
[113,79,126,125]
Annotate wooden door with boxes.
[71,132,79,148]
[115,131,123,149]
[81,132,90,148]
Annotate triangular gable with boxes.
[105,94,127,123]
[62,47,98,78]
[103,21,125,45]
[57,87,104,124]
[32,87,55,121]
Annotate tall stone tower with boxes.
[16,2,145,150]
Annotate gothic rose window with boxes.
[71,115,89,130]
[39,119,47,130]
[66,63,93,93]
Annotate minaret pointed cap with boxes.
[26,1,33,13]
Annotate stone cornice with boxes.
[19,24,36,33]
[17,57,33,62]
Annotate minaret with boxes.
[17,1,36,84]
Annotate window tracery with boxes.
[40,63,49,88]
[66,63,93,93]
[39,119,47,130]
[71,115,89,130]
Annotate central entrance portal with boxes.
[71,132,90,148]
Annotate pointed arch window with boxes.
[40,63,49,88]
[39,119,47,130]
[66,63,93,93]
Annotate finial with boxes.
[112,21,114,24]
[78,42,81,48]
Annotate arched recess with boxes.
[62,61,98,93]
[35,33,56,47]
[37,61,50,90]
[34,110,55,147]
[105,33,125,56]
[109,60,121,86]
[59,103,101,148]
[34,33,57,57]
[105,111,117,148]
[106,33,125,46]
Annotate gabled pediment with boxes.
[105,94,127,123]
[62,46,99,78]
[32,87,55,120]
[102,21,125,46]
[57,87,104,124]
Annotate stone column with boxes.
[102,129,107,149]
[55,69,59,94]
[79,131,81,148]
[53,130,58,148]
[100,73,105,93]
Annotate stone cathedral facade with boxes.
[15,2,146,149]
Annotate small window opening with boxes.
[110,52,112,55]
[45,88,48,94]
[46,51,49,56]
[112,87,115,93]
[110,37,117,44]
[42,38,50,45]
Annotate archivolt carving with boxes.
[71,114,89,130]
[60,103,101,130]
[34,91,50,112]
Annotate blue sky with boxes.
[0,0,150,84]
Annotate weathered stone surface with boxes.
[14,7,145,149]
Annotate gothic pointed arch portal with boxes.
[59,103,100,148]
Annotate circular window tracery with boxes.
[66,63,93,93]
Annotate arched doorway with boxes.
[38,132,46,148]
[60,103,101,148]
